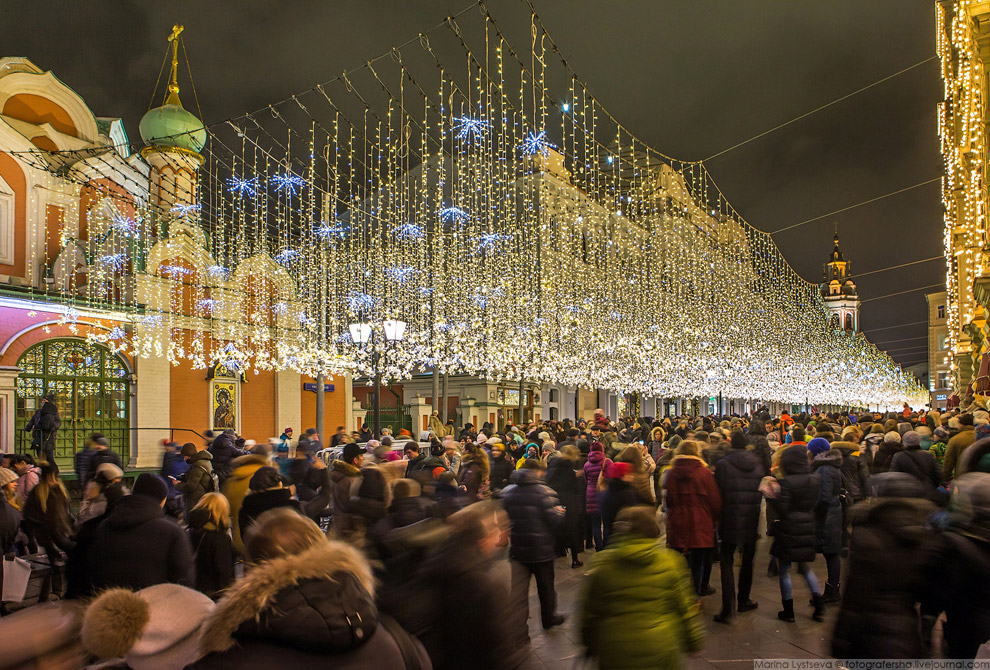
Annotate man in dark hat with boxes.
[81,474,193,596]
[238,466,301,539]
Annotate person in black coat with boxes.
[811,446,843,603]
[745,418,773,475]
[82,474,194,597]
[546,446,583,568]
[770,446,825,623]
[488,442,514,493]
[925,472,990,659]
[501,460,565,643]
[238,466,302,540]
[832,473,937,659]
[418,502,521,670]
[599,461,639,545]
[187,493,235,600]
[889,430,941,501]
[713,430,764,622]
[208,430,245,484]
[832,440,870,549]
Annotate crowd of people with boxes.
[0,403,988,668]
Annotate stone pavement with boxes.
[521,541,837,670]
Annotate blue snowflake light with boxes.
[222,359,243,373]
[471,233,511,254]
[419,287,434,296]
[221,343,238,354]
[563,305,581,315]
[108,326,126,340]
[393,223,425,241]
[170,203,201,217]
[227,176,259,197]
[346,292,376,312]
[519,131,556,156]
[385,265,416,283]
[315,221,348,241]
[439,206,470,223]
[454,116,490,141]
[110,214,137,237]
[472,286,504,309]
[206,265,230,279]
[271,301,289,315]
[198,298,224,313]
[273,248,299,265]
[160,264,193,278]
[98,253,127,272]
[140,314,165,327]
[269,172,306,195]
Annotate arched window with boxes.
[844,313,853,331]
[14,338,130,469]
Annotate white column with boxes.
[0,366,19,453]
[134,346,170,468]
[343,373,355,433]
[275,370,301,437]
[409,394,432,437]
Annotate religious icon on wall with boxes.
[212,382,237,430]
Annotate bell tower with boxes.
[821,227,860,333]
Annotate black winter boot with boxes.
[777,599,795,622]
[823,582,841,603]
[812,593,826,622]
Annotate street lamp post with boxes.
[349,319,406,440]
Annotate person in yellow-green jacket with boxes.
[579,506,705,669]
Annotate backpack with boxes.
[207,468,220,493]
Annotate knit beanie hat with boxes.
[0,467,16,488]
[883,431,902,444]
[934,426,950,440]
[132,473,168,502]
[974,410,990,425]
[590,441,604,453]
[81,584,215,670]
[807,437,831,456]
[902,431,922,448]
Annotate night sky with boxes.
[2,1,941,372]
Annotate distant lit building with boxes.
[820,231,859,333]
[927,290,952,410]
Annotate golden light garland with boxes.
[9,5,927,409]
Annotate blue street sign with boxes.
[303,383,335,392]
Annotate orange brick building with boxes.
[0,56,353,470]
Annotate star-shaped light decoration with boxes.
[269,172,306,196]
[454,116,491,141]
[519,131,555,156]
[393,223,425,241]
[170,203,201,217]
[98,253,128,272]
[227,176,259,197]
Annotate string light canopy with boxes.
[10,5,927,409]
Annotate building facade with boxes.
[0,54,355,471]
[927,291,952,410]
[937,0,990,401]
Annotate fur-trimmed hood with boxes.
[199,540,376,657]
[331,459,362,478]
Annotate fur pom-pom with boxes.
[81,588,150,658]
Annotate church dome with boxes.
[139,103,205,154]
[139,25,205,155]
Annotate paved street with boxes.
[522,539,836,670]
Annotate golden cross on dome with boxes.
[165,25,185,106]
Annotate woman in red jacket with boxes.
[664,440,722,596]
